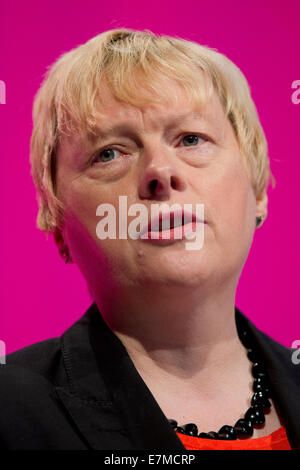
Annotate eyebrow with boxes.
[88,111,210,142]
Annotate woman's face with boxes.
[55,79,267,299]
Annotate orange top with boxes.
[176,425,291,450]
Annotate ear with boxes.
[53,227,73,264]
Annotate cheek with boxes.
[62,177,132,271]
[63,177,115,239]
[208,162,256,252]
[61,184,121,287]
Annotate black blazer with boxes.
[0,302,300,450]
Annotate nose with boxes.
[138,148,187,201]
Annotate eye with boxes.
[92,147,122,164]
[180,134,208,147]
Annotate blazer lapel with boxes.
[55,302,300,450]
[88,303,186,450]
[55,303,185,450]
[235,308,300,450]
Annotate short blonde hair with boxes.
[30,27,275,234]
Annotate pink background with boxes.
[0,0,299,353]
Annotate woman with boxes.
[0,28,299,451]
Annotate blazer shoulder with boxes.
[0,336,64,385]
[257,327,300,372]
[236,308,300,382]
[0,337,83,450]
[0,309,92,388]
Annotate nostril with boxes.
[170,176,177,188]
[149,180,158,193]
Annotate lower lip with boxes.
[139,221,203,243]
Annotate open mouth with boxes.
[150,213,192,232]
[138,209,203,242]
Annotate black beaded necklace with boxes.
[168,329,272,440]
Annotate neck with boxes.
[92,281,281,439]
[93,278,246,382]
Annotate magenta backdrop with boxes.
[0,0,299,353]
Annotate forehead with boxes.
[99,83,224,126]
[84,79,228,141]
[56,78,240,173]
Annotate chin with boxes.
[142,260,214,287]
